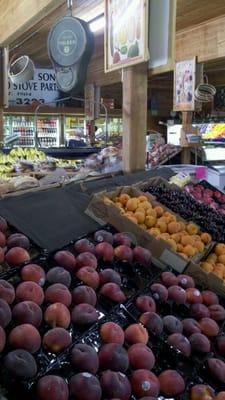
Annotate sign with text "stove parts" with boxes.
[8,69,60,106]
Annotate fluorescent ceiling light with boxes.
[89,16,105,32]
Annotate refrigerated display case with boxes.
[95,117,122,145]
[37,116,60,147]
[64,115,86,144]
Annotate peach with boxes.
[12,300,42,327]
[5,246,30,266]
[100,283,126,303]
[54,250,76,272]
[0,216,7,232]
[207,358,225,383]
[4,349,37,378]
[113,233,132,247]
[114,245,133,263]
[100,322,124,344]
[76,252,97,270]
[217,335,225,356]
[74,238,95,254]
[130,369,160,397]
[99,269,122,286]
[16,281,44,305]
[201,233,212,244]
[139,312,163,335]
[94,230,114,244]
[133,246,151,267]
[209,304,225,321]
[163,315,183,334]
[72,285,97,306]
[216,393,225,400]
[8,323,41,353]
[168,285,187,304]
[71,303,98,326]
[46,267,71,287]
[167,333,191,356]
[161,271,178,287]
[44,303,71,329]
[135,296,156,313]
[202,290,219,306]
[37,375,69,400]
[0,247,4,263]
[0,279,15,304]
[189,333,210,353]
[45,283,72,306]
[71,344,99,374]
[7,233,30,249]
[158,370,185,396]
[0,231,6,247]
[100,370,131,400]
[190,303,210,320]
[150,283,168,302]
[76,267,100,290]
[128,343,155,370]
[186,288,203,304]
[95,242,114,262]
[0,326,5,352]
[182,318,201,336]
[124,323,148,345]
[21,264,46,286]
[43,327,72,354]
[69,373,102,400]
[177,274,195,289]
[190,384,215,400]
[199,318,219,337]
[98,343,129,372]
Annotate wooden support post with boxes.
[122,63,148,172]
[0,109,4,147]
[181,111,193,164]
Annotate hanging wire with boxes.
[67,0,73,16]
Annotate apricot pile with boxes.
[201,243,225,284]
[109,193,212,259]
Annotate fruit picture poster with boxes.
[104,0,149,72]
[173,58,196,111]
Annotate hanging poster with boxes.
[104,0,149,72]
[173,58,196,111]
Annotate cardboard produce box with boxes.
[86,186,211,273]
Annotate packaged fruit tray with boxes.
[185,180,225,215]
[23,305,224,400]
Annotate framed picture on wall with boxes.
[173,57,196,111]
[104,0,149,72]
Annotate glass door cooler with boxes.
[37,116,60,148]
[3,115,35,147]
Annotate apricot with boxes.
[71,303,98,326]
[201,262,214,273]
[182,318,201,336]
[100,322,124,344]
[207,358,225,383]
[0,326,5,352]
[165,238,177,252]
[215,243,225,256]
[161,271,177,287]
[95,242,114,262]
[21,264,46,286]
[0,216,7,232]
[183,244,196,257]
[209,304,225,321]
[43,327,72,354]
[136,207,146,216]
[5,246,30,266]
[44,303,71,329]
[99,269,122,286]
[171,233,181,243]
[16,281,44,305]
[163,315,183,334]
[8,323,41,353]
[150,283,168,302]
[145,216,156,228]
[207,253,218,263]
[130,369,160,397]
[168,285,187,304]
[186,288,203,304]
[133,246,151,267]
[69,373,102,400]
[54,250,76,272]
[140,312,163,335]
[218,254,225,264]
[158,369,185,396]
[100,370,131,400]
[113,232,132,247]
[149,228,161,237]
[181,235,195,246]
[45,283,72,306]
[156,219,167,233]
[115,202,123,209]
[128,343,155,370]
[4,349,37,378]
[154,206,164,217]
[0,279,15,304]
[157,233,170,241]
[190,384,215,400]
[201,232,212,244]
[127,215,138,224]
[167,221,179,234]
[199,317,219,337]
[124,323,148,345]
[114,245,133,263]
[76,267,100,290]
[76,252,97,270]
[126,198,138,212]
[135,212,145,224]
[12,300,42,327]
[177,243,184,252]
[189,333,210,353]
[190,303,210,320]
[100,283,126,303]
[7,233,30,249]
[119,193,130,205]
[164,211,176,223]
[46,267,71,287]
[72,285,97,306]
[135,295,156,313]
[99,343,129,372]
[167,333,191,356]
[140,201,152,211]
[186,223,199,235]
[195,241,205,253]
[217,336,225,356]
[74,238,95,254]
[138,195,149,203]
[37,375,69,400]
[146,209,157,219]
[71,344,99,374]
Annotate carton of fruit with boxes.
[86,186,212,273]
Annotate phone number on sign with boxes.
[15,98,45,105]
